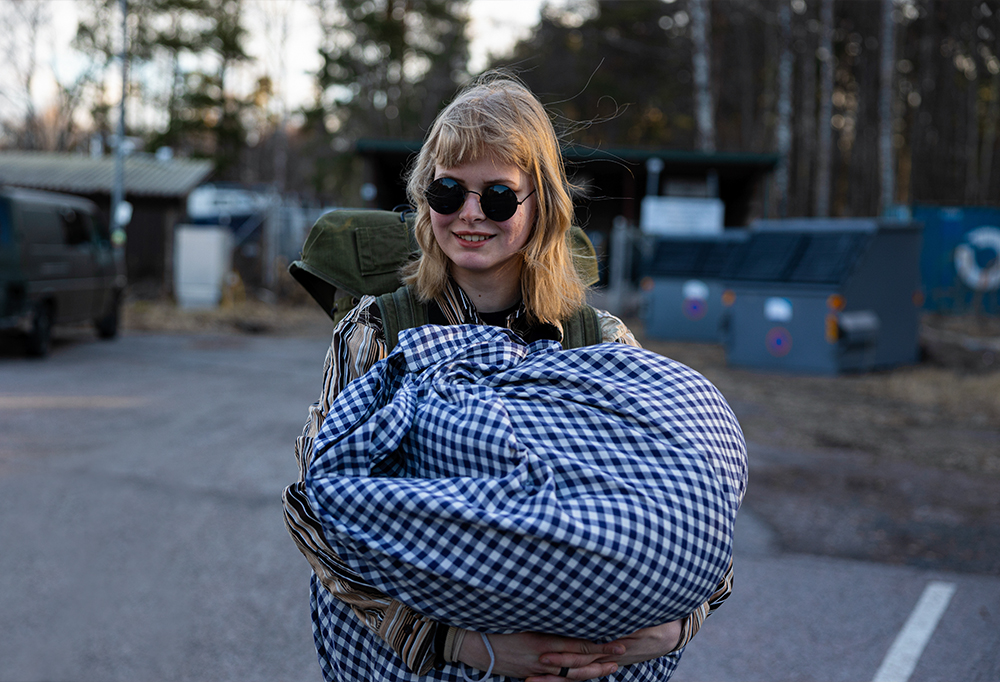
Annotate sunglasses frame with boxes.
[425,178,536,222]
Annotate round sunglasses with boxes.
[425,177,536,222]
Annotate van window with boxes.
[21,208,65,245]
[60,208,92,246]
[0,199,11,246]
[92,212,111,243]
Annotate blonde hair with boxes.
[402,72,587,325]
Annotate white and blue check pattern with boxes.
[306,324,747,680]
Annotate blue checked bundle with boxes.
[306,324,747,639]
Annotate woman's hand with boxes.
[457,631,623,681]
[525,620,684,681]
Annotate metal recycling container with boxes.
[639,233,747,342]
[912,205,1000,314]
[721,219,923,375]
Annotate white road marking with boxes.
[871,580,957,682]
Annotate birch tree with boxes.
[689,0,715,152]
[775,0,794,217]
[795,1,818,216]
[815,0,835,216]
[879,0,897,213]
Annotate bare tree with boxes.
[251,0,293,191]
[0,0,46,148]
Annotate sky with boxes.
[17,0,550,123]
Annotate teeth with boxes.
[460,235,490,242]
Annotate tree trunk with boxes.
[981,73,999,203]
[965,71,981,204]
[775,1,794,217]
[879,0,896,213]
[690,0,715,152]
[815,0,835,216]
[796,12,818,216]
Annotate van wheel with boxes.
[26,303,52,357]
[95,293,121,340]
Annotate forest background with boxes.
[1,0,998,221]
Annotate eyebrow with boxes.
[434,174,524,189]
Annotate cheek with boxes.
[510,213,534,249]
[429,213,450,244]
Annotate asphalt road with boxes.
[1,329,998,682]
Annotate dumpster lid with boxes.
[643,234,747,278]
[722,226,873,285]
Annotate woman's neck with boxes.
[451,263,522,313]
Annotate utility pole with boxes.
[111,0,128,244]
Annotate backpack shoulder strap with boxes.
[560,305,603,349]
[377,286,599,351]
[376,285,428,353]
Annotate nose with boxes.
[457,190,485,222]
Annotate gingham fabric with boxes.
[310,574,686,682]
[304,323,746,679]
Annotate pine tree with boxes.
[304,0,470,201]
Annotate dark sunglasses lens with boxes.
[426,179,464,214]
[481,185,519,221]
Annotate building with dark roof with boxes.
[353,138,780,229]
[0,151,213,289]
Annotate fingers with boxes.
[525,661,619,682]
[539,646,626,669]
[536,636,624,657]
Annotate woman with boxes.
[283,73,736,682]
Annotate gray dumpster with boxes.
[640,234,746,342]
[721,219,923,374]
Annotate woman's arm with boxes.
[525,561,733,677]
[455,631,625,680]
[285,297,450,673]
[485,559,732,681]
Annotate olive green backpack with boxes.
[288,209,603,350]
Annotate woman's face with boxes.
[429,155,536,295]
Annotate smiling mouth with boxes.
[457,234,493,243]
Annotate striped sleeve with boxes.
[595,308,642,347]
[282,296,445,674]
[670,559,734,652]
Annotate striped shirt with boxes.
[283,280,736,678]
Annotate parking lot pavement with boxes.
[674,520,1000,682]
[0,331,330,682]
[1,330,997,682]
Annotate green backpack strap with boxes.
[560,305,603,349]
[377,286,600,352]
[376,286,428,353]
